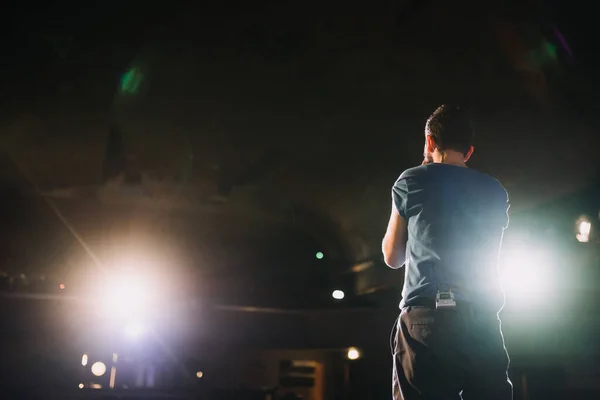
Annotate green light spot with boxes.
[544,42,557,59]
[316,252,324,260]
[120,67,143,95]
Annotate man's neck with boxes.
[432,152,466,167]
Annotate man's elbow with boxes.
[382,245,405,269]
[384,254,404,269]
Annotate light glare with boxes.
[124,321,145,338]
[577,220,591,243]
[97,274,155,319]
[332,289,345,300]
[91,362,107,377]
[500,243,555,306]
[347,347,361,360]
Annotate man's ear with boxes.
[464,146,474,162]
[425,135,436,154]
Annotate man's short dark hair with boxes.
[425,104,474,156]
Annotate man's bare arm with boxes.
[382,202,408,268]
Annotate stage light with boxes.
[81,354,88,366]
[97,274,156,320]
[78,383,84,389]
[576,216,591,243]
[500,242,555,303]
[332,289,345,300]
[91,362,107,377]
[347,347,361,360]
[124,321,146,338]
[196,371,204,378]
[316,252,324,260]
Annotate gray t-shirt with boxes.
[392,163,509,312]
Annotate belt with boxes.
[406,298,497,317]
[406,297,437,308]
[407,297,472,311]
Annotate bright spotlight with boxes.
[196,371,204,379]
[78,383,84,389]
[316,252,324,260]
[500,243,555,304]
[347,347,361,360]
[124,321,146,338]
[81,354,88,366]
[332,289,345,300]
[97,274,156,319]
[576,217,591,243]
[91,362,107,377]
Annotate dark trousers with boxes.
[392,305,513,400]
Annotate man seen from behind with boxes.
[382,104,512,400]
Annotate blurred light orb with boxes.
[576,217,591,243]
[91,362,107,377]
[332,289,345,300]
[347,347,361,360]
[124,321,146,338]
[500,241,555,307]
[98,274,155,319]
[316,252,324,260]
[196,371,204,378]
[120,67,144,95]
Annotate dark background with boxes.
[0,1,599,399]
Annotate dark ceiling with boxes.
[0,1,598,301]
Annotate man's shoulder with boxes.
[464,167,504,185]
[475,171,508,197]
[396,165,508,196]
[464,169,509,200]
[397,165,427,181]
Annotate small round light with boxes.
[59,284,65,290]
[332,289,345,300]
[316,252,324,260]
[78,383,84,389]
[576,216,592,243]
[347,347,361,360]
[196,371,204,378]
[91,361,107,377]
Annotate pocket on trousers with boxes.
[403,307,436,344]
[410,322,434,342]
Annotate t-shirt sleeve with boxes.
[392,176,409,219]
